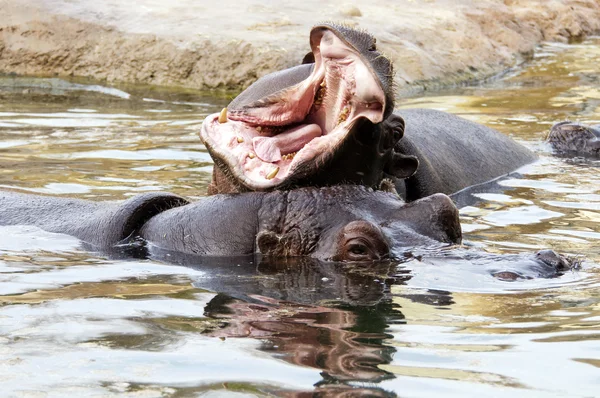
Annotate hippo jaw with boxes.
[200,24,392,190]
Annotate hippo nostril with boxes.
[369,38,377,51]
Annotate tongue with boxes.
[253,123,322,162]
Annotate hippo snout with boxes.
[535,249,579,271]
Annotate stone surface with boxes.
[1,0,599,93]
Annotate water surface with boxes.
[0,39,599,397]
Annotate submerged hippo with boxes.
[0,186,460,261]
[548,121,600,157]
[200,23,537,200]
[0,188,575,279]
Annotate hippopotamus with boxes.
[0,186,461,261]
[0,188,575,279]
[200,23,537,200]
[547,121,600,157]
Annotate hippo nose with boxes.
[535,249,575,271]
[424,194,462,244]
[394,193,462,245]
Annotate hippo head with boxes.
[547,121,600,157]
[254,187,462,262]
[200,23,418,194]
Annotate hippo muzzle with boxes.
[200,23,401,192]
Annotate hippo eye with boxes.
[346,239,374,261]
[350,243,368,255]
[333,220,390,262]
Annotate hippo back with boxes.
[395,108,537,201]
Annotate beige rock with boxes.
[340,5,363,18]
[0,0,599,93]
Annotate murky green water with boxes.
[1,39,599,397]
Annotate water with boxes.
[0,39,599,397]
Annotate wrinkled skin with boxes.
[0,188,575,279]
[547,121,600,157]
[200,23,536,199]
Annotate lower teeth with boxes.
[282,152,297,161]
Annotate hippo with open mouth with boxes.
[201,23,415,195]
[200,23,537,199]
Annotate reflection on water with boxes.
[1,39,599,396]
[0,76,228,198]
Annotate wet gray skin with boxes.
[0,187,573,278]
[0,186,460,261]
[200,23,536,200]
[547,121,600,157]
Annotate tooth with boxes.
[237,136,244,143]
[338,106,350,124]
[256,126,262,132]
[248,152,255,159]
[218,108,228,123]
[266,167,279,180]
[282,151,297,161]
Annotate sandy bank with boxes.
[1,0,599,93]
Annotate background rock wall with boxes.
[1,0,599,93]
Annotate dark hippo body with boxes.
[0,187,461,260]
[200,23,537,200]
[394,109,537,201]
[547,121,600,157]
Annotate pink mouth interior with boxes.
[253,123,323,162]
[200,30,386,189]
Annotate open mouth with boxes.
[200,25,389,190]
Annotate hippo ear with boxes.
[302,51,315,64]
[385,152,419,179]
[112,193,189,243]
[381,114,418,179]
[383,114,405,142]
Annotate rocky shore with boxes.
[1,0,599,94]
